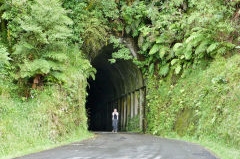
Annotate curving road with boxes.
[15,132,219,159]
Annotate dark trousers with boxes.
[112,119,118,132]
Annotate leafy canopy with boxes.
[3,0,73,82]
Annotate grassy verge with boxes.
[168,135,240,159]
[0,84,91,159]
[1,130,93,159]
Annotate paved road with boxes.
[15,132,218,159]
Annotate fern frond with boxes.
[125,26,131,34]
[43,52,68,62]
[13,42,34,55]
[149,44,160,55]
[222,42,236,49]
[186,32,199,43]
[19,59,51,78]
[217,47,226,55]
[171,59,179,66]
[191,34,205,47]
[49,72,67,84]
[207,42,219,53]
[173,43,183,52]
[173,43,184,56]
[0,46,11,66]
[184,43,193,60]
[156,36,165,44]
[184,50,192,60]
[195,40,209,55]
[47,61,65,71]
[142,41,152,51]
[159,46,169,59]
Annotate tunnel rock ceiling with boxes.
[86,45,145,131]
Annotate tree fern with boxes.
[43,52,68,62]
[19,59,51,78]
[47,72,68,84]
[4,0,74,86]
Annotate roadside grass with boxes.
[0,86,92,159]
[170,135,240,159]
[0,98,93,159]
[198,139,240,159]
[1,129,93,159]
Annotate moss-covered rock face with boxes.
[174,108,198,136]
[145,54,240,148]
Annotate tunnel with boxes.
[86,45,145,132]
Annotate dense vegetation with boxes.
[0,0,95,158]
[0,0,239,158]
[146,54,240,158]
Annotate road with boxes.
[15,132,219,159]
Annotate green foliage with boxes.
[0,45,10,67]
[159,64,169,76]
[62,0,118,59]
[146,54,240,150]
[108,36,132,63]
[3,0,73,86]
[0,44,13,96]
[120,0,239,77]
[126,115,141,132]
[0,45,95,158]
[0,1,97,158]
[121,1,147,37]
[0,85,92,158]
[0,0,239,158]
[81,17,109,59]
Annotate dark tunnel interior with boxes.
[86,45,144,131]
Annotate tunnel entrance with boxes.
[86,45,145,132]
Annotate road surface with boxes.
[15,132,219,159]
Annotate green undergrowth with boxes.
[126,115,142,133]
[0,86,93,159]
[146,54,240,158]
[169,135,240,159]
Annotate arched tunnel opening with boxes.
[86,45,145,132]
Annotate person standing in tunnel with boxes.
[112,108,119,133]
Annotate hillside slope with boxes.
[146,54,240,158]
